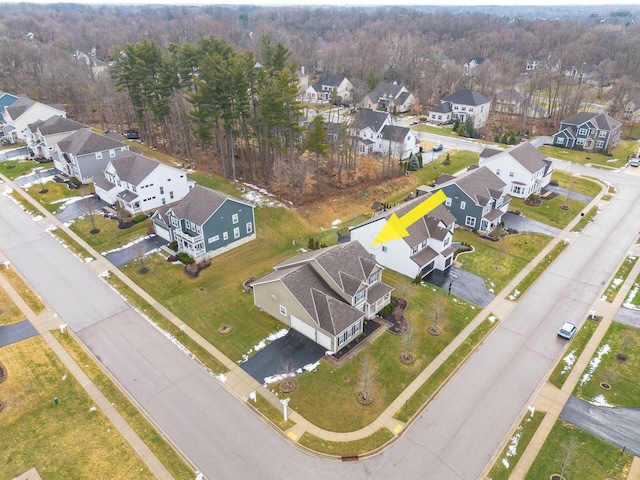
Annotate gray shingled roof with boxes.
[26,119,45,133]
[380,125,410,142]
[368,82,405,101]
[166,185,252,226]
[431,103,452,114]
[93,175,115,191]
[310,75,347,92]
[57,129,126,156]
[110,151,161,184]
[439,166,505,207]
[6,96,35,120]
[36,116,86,136]
[351,109,391,132]
[443,88,490,106]
[479,147,504,159]
[508,142,549,174]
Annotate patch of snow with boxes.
[561,350,577,375]
[331,219,341,226]
[528,405,535,416]
[590,394,613,407]
[509,289,520,300]
[623,283,640,310]
[215,373,227,383]
[101,234,154,255]
[32,215,43,222]
[263,360,319,385]
[501,458,509,469]
[237,328,289,363]
[580,344,610,386]
[488,315,497,323]
[611,277,623,288]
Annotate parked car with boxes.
[629,158,639,167]
[433,143,443,151]
[557,321,577,339]
[124,129,140,140]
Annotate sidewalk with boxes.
[0,270,174,480]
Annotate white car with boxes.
[629,158,639,167]
[558,321,577,339]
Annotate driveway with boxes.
[424,265,495,307]
[104,234,166,267]
[12,168,58,187]
[560,396,640,456]
[0,146,28,161]
[502,212,561,237]
[544,184,594,204]
[0,319,38,348]
[614,306,640,329]
[55,195,109,223]
[241,329,326,384]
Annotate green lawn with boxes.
[488,410,545,480]
[571,206,599,233]
[573,321,640,407]
[602,255,638,302]
[548,317,600,389]
[298,428,394,457]
[412,123,457,137]
[0,336,154,479]
[1,159,41,180]
[525,420,632,480]
[22,182,95,214]
[509,240,568,301]
[552,170,603,198]
[453,229,552,293]
[2,265,45,315]
[69,216,153,254]
[539,140,638,169]
[0,280,25,326]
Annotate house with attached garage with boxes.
[350,109,419,158]
[54,129,128,182]
[304,75,354,104]
[151,185,255,262]
[350,193,456,280]
[251,241,393,352]
[379,125,421,160]
[428,88,491,129]
[94,150,194,214]
[429,166,510,233]
[552,112,622,152]
[478,142,553,199]
[3,96,66,141]
[360,82,416,114]
[25,116,88,160]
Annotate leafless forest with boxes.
[1,3,639,201]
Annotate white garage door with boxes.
[316,331,332,350]
[154,224,171,242]
[290,315,316,341]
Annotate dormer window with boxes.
[368,272,380,284]
[354,290,366,304]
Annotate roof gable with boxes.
[443,88,490,106]
[352,109,391,132]
[57,129,126,156]
[167,184,251,226]
[110,151,162,184]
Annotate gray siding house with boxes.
[252,241,393,352]
[55,129,129,182]
[552,112,622,152]
[427,166,511,233]
[152,185,255,261]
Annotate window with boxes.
[512,185,523,195]
[596,140,604,148]
[354,290,366,304]
[460,201,466,210]
[232,213,239,224]
[132,186,137,192]
[465,216,476,228]
[556,137,565,145]
[234,227,240,239]
[576,138,584,145]
[368,272,380,284]
[279,305,287,316]
[469,107,474,112]
[382,246,388,253]
[578,128,587,136]
[162,198,166,205]
[496,169,501,175]
[169,191,174,199]
[509,172,514,177]
[96,152,103,159]
[160,186,164,194]
[208,235,219,244]
[109,149,116,158]
[246,222,253,234]
[223,231,229,240]
[445,197,452,207]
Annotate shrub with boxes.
[70,177,82,187]
[378,301,397,317]
[419,117,427,122]
[177,252,195,264]
[168,241,178,251]
[132,213,148,223]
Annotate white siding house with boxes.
[3,96,66,141]
[94,150,195,214]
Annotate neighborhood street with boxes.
[1,159,639,479]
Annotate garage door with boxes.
[290,315,316,341]
[154,224,171,242]
[316,331,332,350]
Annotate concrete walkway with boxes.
[3,167,640,477]
[0,270,174,480]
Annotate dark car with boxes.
[124,129,140,140]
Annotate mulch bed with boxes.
[330,318,382,361]
[384,296,409,334]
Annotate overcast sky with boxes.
[5,0,640,6]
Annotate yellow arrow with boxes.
[372,189,447,245]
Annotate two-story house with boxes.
[350,109,393,155]
[54,129,129,182]
[25,116,88,160]
[94,151,195,214]
[3,96,66,141]
[379,125,421,160]
[251,241,393,352]
[350,193,456,280]
[552,112,622,152]
[0,91,18,125]
[464,57,485,75]
[429,166,510,233]
[360,82,416,114]
[428,88,491,129]
[152,185,255,262]
[304,76,354,104]
[478,142,553,199]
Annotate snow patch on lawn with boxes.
[241,183,290,207]
[509,289,520,300]
[488,315,497,323]
[580,344,610,386]
[263,360,320,385]
[561,350,577,375]
[623,283,640,310]
[590,394,613,407]
[101,234,154,256]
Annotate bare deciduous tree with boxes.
[357,352,375,404]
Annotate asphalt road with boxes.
[2,159,639,479]
[560,396,640,456]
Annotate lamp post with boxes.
[280,398,290,422]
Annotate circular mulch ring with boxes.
[343,375,350,382]
[138,267,149,275]
[356,391,373,405]
[218,324,233,335]
[89,228,100,234]
[560,205,570,210]
[616,353,627,362]
[38,189,49,194]
[399,353,415,364]
[550,475,565,480]
[279,379,296,393]
[600,382,611,390]
[5,164,15,169]
[0,362,5,383]
[427,326,441,336]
